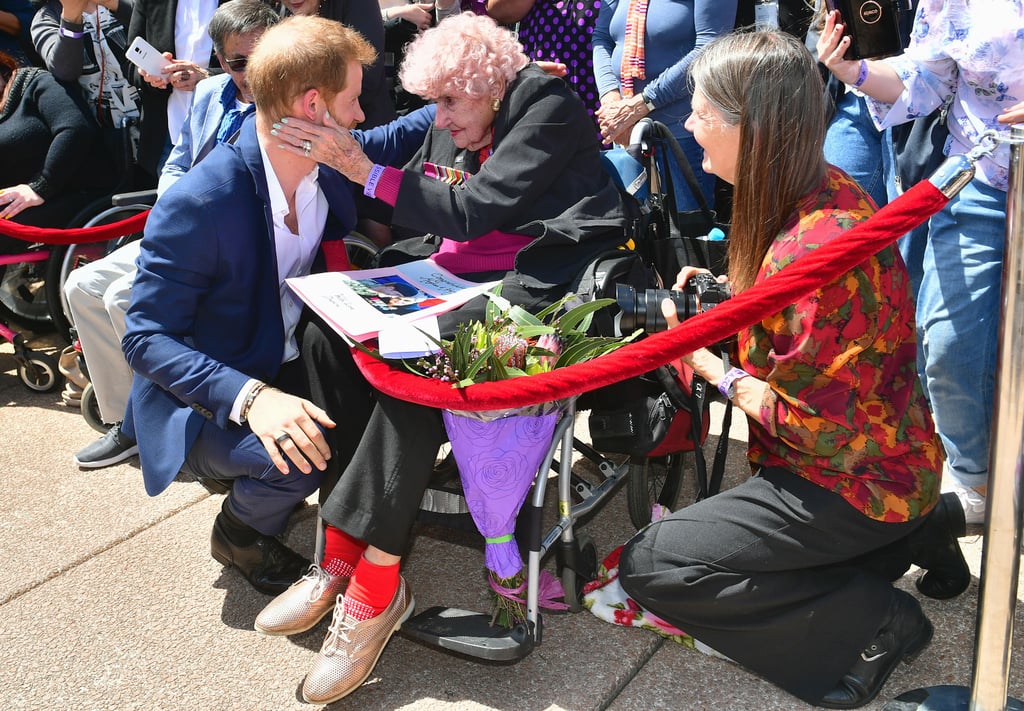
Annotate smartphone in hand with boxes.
[824,0,907,60]
[126,36,170,77]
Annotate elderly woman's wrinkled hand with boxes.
[597,94,647,145]
[0,184,43,220]
[273,111,375,185]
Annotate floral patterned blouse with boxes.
[740,166,943,522]
[864,0,1024,192]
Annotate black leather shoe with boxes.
[210,515,310,595]
[819,591,934,709]
[910,492,970,599]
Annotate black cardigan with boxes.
[392,64,629,289]
[0,67,113,198]
[0,68,116,229]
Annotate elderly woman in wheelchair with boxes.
[258,12,629,704]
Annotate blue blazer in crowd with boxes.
[122,107,435,496]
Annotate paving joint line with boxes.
[596,635,665,711]
[0,492,211,607]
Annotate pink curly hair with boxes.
[399,13,529,101]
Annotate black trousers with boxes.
[304,275,564,556]
[619,466,923,705]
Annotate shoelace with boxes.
[323,596,358,655]
[302,565,334,603]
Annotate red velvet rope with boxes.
[352,180,950,411]
[0,210,149,245]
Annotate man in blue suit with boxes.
[120,15,432,595]
[67,0,281,469]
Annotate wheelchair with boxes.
[0,114,153,391]
[381,120,727,661]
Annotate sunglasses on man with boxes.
[222,56,248,72]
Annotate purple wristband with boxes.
[363,164,386,198]
[717,367,750,400]
[59,25,85,39]
[852,59,869,88]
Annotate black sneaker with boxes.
[818,590,934,709]
[73,422,139,469]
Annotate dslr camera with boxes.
[614,272,730,336]
[825,0,912,59]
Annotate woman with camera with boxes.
[615,30,967,709]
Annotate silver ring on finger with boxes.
[275,432,292,445]
[302,139,312,157]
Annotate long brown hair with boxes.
[690,31,828,292]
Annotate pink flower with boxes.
[535,333,562,370]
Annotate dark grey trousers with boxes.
[619,466,923,705]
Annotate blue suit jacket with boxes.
[157,73,235,196]
[123,107,435,496]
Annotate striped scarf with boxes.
[619,0,648,98]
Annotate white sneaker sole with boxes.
[73,444,140,469]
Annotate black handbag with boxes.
[569,246,655,337]
[891,100,950,194]
[640,123,729,283]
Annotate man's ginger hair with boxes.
[246,15,376,124]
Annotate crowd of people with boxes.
[3,0,1022,707]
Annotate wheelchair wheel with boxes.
[80,382,109,433]
[343,231,379,270]
[0,259,53,330]
[17,350,62,393]
[44,204,149,343]
[626,452,686,529]
[560,533,598,613]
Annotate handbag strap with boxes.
[649,121,715,226]
[655,364,711,498]
[655,362,732,500]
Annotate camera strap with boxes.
[656,364,732,499]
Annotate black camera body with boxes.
[614,273,731,336]
[825,0,912,59]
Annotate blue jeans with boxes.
[824,91,892,209]
[917,178,1007,489]
[826,91,930,301]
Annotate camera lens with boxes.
[614,283,697,335]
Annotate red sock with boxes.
[321,525,367,578]
[344,555,400,621]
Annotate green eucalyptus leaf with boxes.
[554,298,617,333]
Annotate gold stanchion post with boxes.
[883,125,1024,710]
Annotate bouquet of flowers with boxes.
[402,290,635,387]
[364,290,638,627]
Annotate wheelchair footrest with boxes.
[401,606,540,662]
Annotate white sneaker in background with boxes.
[949,482,986,525]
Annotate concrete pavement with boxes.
[2,327,1022,711]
